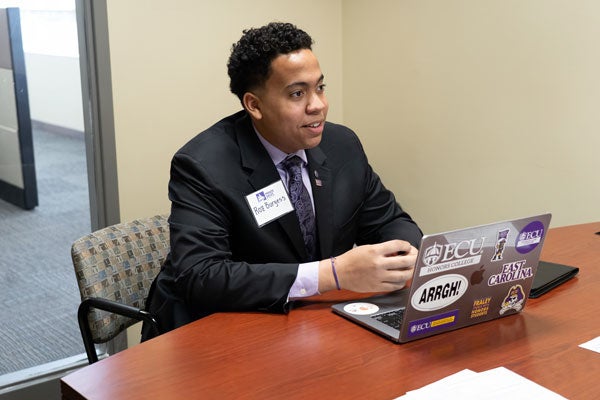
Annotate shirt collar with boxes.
[253,125,308,166]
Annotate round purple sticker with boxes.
[515,221,545,254]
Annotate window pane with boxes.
[0,0,78,57]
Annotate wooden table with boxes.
[61,222,600,399]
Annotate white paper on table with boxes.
[579,336,600,354]
[395,369,477,399]
[393,367,567,400]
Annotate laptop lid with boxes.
[331,213,552,343]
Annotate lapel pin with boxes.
[314,170,322,186]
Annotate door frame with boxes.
[76,0,120,231]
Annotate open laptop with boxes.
[332,213,552,343]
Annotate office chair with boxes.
[71,214,169,363]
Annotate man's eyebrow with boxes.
[285,74,325,89]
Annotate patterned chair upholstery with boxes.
[71,214,169,363]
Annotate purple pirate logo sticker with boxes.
[499,284,525,315]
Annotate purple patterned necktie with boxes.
[280,155,317,260]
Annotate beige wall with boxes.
[105,0,343,222]
[343,0,600,233]
[106,0,599,232]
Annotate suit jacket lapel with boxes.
[307,147,333,259]
[235,115,307,259]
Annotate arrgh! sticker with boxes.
[411,274,468,312]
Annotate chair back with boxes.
[71,214,169,344]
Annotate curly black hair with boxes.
[227,22,314,102]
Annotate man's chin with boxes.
[305,135,323,149]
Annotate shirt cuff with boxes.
[288,261,320,299]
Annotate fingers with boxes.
[407,245,418,255]
[379,281,409,292]
[378,266,414,292]
[381,244,418,271]
[378,239,413,256]
[381,268,414,284]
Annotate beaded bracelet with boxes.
[330,257,341,290]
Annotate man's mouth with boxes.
[304,122,322,128]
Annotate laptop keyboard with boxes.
[371,308,405,330]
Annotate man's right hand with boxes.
[318,240,418,293]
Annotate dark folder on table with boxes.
[529,261,579,298]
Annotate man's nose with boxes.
[307,92,327,113]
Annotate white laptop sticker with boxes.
[411,274,469,312]
[419,238,486,277]
[343,302,379,315]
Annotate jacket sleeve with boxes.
[356,161,423,249]
[329,127,422,249]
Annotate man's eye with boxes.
[291,91,303,98]
[317,84,326,92]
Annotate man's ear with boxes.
[243,92,262,120]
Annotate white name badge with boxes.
[245,180,294,227]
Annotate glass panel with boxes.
[0,0,91,384]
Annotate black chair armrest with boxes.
[77,297,159,364]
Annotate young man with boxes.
[142,22,422,340]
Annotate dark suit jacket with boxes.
[142,110,422,340]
